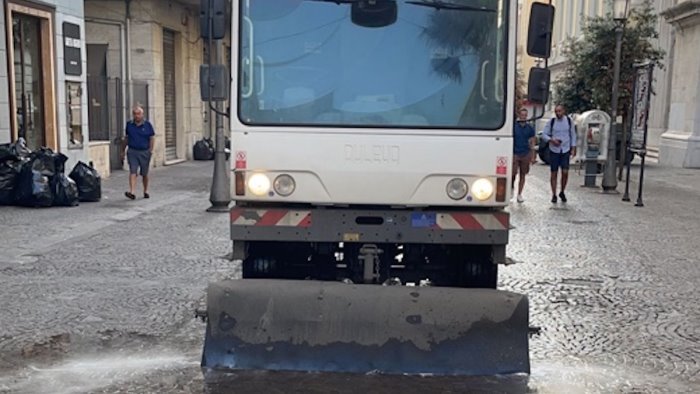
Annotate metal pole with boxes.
[622,145,632,201]
[618,126,627,181]
[602,23,624,193]
[635,65,653,208]
[207,15,231,213]
[635,152,646,207]
[125,0,133,111]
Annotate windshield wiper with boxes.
[406,0,496,12]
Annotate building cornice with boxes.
[662,0,700,28]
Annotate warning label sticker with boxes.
[235,151,247,169]
[496,156,508,175]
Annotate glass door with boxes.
[12,13,46,150]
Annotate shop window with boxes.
[66,82,83,148]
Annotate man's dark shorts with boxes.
[127,148,152,176]
[549,150,571,172]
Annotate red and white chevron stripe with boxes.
[230,209,312,227]
[435,213,508,231]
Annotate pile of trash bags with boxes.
[193,137,231,161]
[0,139,101,208]
[193,138,215,160]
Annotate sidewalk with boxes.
[0,161,219,265]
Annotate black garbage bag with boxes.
[0,153,21,205]
[13,148,60,207]
[52,174,79,207]
[0,144,13,160]
[28,148,56,178]
[193,138,215,160]
[69,161,101,202]
[15,163,53,207]
[54,152,69,174]
[10,137,31,158]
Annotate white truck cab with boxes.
[201,0,555,377]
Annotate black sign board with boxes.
[63,22,82,76]
[623,63,654,207]
[630,64,653,151]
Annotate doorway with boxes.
[163,29,177,161]
[6,3,57,151]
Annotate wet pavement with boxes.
[0,160,699,393]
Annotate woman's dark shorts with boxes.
[127,148,152,176]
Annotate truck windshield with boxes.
[238,0,508,130]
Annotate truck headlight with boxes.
[446,178,468,200]
[248,173,271,196]
[471,178,494,201]
[274,174,296,197]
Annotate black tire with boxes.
[242,241,313,279]
[462,261,497,289]
[450,245,498,289]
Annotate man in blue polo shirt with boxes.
[541,104,577,203]
[512,108,536,203]
[121,106,155,200]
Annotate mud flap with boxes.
[202,279,529,375]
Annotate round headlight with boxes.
[248,173,271,196]
[446,178,468,200]
[274,174,296,197]
[471,178,494,201]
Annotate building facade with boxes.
[518,0,677,161]
[0,0,90,171]
[84,0,216,176]
[1,0,220,178]
[658,0,700,168]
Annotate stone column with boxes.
[659,0,700,168]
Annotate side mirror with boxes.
[527,67,550,105]
[200,0,227,39]
[352,1,397,28]
[527,3,555,59]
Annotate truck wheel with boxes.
[242,256,278,278]
[462,261,497,288]
[454,246,498,289]
[242,241,313,279]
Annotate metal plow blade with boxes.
[202,279,529,376]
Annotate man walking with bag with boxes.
[541,104,577,203]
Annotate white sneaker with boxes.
[517,195,525,203]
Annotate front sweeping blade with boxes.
[202,279,529,375]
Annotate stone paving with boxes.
[505,162,700,392]
[0,160,698,393]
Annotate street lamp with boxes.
[602,0,630,193]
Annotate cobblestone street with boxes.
[0,161,698,393]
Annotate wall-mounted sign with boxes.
[63,22,82,76]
